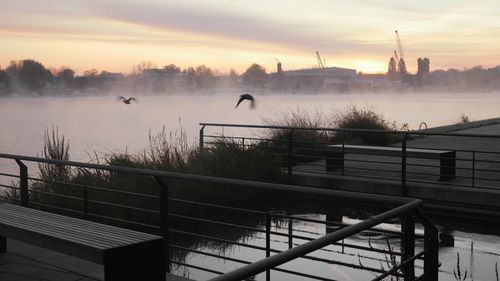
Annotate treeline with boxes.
[0,59,269,96]
[386,56,500,92]
[2,58,500,96]
[426,66,500,92]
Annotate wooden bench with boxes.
[0,203,166,281]
[325,144,456,180]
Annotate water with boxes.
[1,92,500,280]
[2,92,500,160]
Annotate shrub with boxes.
[332,106,403,145]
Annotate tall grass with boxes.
[261,107,406,166]
[332,106,405,145]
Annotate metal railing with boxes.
[0,152,438,280]
[199,123,500,194]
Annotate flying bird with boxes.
[235,94,255,109]
[118,96,137,104]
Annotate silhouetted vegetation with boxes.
[241,63,267,88]
[2,57,500,96]
[332,106,404,145]
[10,126,283,231]
[264,106,404,147]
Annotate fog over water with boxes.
[2,92,500,161]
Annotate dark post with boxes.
[288,215,293,249]
[417,210,439,281]
[199,125,205,151]
[401,134,408,197]
[287,130,294,184]
[401,212,415,280]
[265,212,271,281]
[154,176,170,273]
[342,138,345,176]
[0,236,5,253]
[83,185,88,220]
[472,151,475,188]
[15,159,29,207]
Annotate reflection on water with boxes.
[170,195,500,281]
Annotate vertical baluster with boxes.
[265,212,271,281]
[154,176,170,273]
[15,159,29,207]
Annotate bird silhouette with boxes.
[118,96,137,104]
[235,94,255,109]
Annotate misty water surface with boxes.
[2,92,500,161]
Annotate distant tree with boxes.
[194,65,215,88]
[134,61,157,74]
[56,68,75,88]
[183,67,196,87]
[226,69,239,87]
[387,57,398,80]
[0,68,9,95]
[17,59,53,92]
[163,64,181,74]
[242,63,267,88]
[74,69,99,90]
[83,69,98,77]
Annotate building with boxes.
[273,63,357,93]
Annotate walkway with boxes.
[1,239,191,281]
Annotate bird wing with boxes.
[117,96,126,102]
[129,97,137,103]
[235,96,245,108]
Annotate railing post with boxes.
[288,215,293,249]
[15,159,29,207]
[154,176,170,273]
[416,210,439,281]
[472,151,475,188]
[342,138,345,176]
[287,130,294,184]
[401,212,415,281]
[401,134,408,197]
[199,125,206,151]
[265,212,271,281]
[83,185,88,220]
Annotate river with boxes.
[1,92,500,280]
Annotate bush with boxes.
[332,106,404,145]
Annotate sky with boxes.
[1,0,499,75]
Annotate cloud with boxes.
[80,0,387,56]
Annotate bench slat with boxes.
[0,203,157,240]
[327,144,454,158]
[0,207,146,246]
[0,204,160,249]
[0,203,166,280]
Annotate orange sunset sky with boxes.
[1,0,499,75]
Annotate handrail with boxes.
[0,152,439,280]
[199,122,500,138]
[0,152,415,205]
[209,200,422,281]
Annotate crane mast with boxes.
[395,30,404,59]
[316,51,325,68]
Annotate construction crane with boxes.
[395,30,404,59]
[315,51,325,68]
[393,50,399,64]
